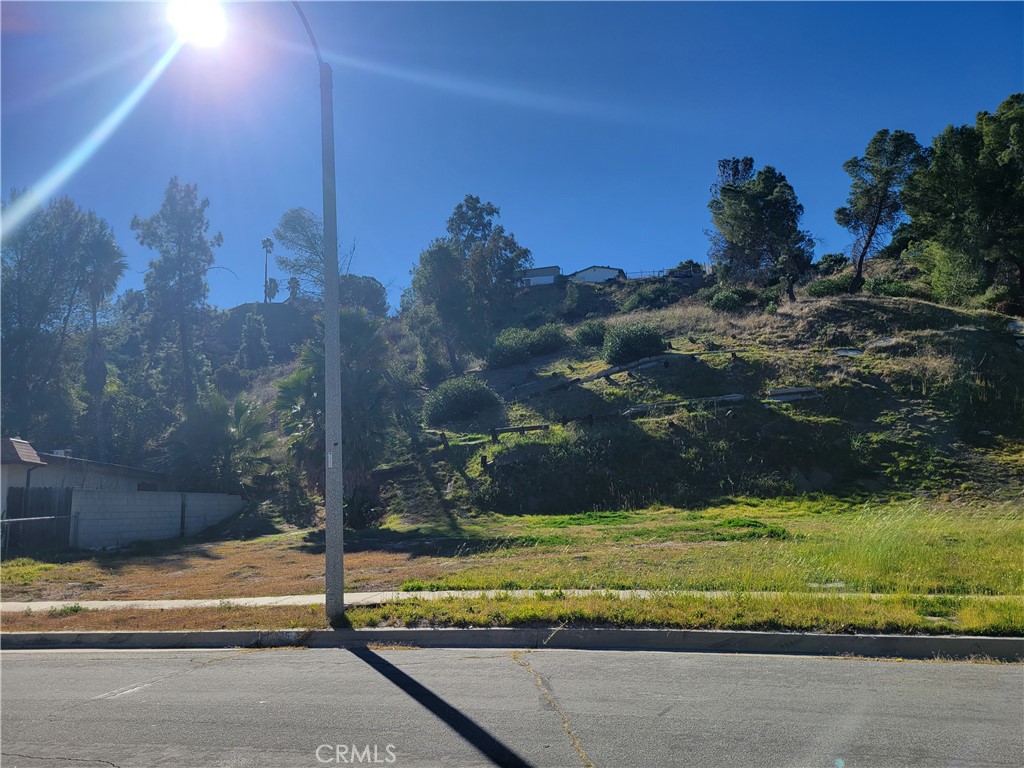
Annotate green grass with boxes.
[346,592,1024,636]
[1,558,61,585]
[389,496,1023,596]
[47,604,88,618]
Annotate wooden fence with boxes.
[2,487,73,557]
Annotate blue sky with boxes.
[2,1,1022,312]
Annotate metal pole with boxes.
[293,1,344,621]
[320,60,345,621]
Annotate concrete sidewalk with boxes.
[2,588,1018,613]
[2,589,664,612]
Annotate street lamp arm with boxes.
[292,1,325,65]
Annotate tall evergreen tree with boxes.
[903,94,1024,295]
[131,178,222,407]
[835,129,925,292]
[237,309,272,369]
[405,195,532,375]
[708,163,814,299]
[81,216,127,459]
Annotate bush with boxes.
[474,425,682,515]
[422,377,501,426]
[602,322,667,364]
[212,363,248,397]
[697,283,771,312]
[488,323,568,368]
[815,253,849,276]
[806,273,856,298]
[969,284,1022,314]
[620,282,684,312]
[707,288,745,312]
[864,276,919,298]
[574,318,607,347]
[523,309,555,329]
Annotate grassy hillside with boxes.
[378,293,1023,523]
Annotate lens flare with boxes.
[167,0,226,48]
[1,41,183,240]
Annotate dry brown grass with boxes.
[0,534,465,602]
[4,592,1021,636]
[1,604,329,632]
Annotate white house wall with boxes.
[31,464,153,492]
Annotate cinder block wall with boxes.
[70,491,244,549]
[183,493,244,536]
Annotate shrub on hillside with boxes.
[574,318,607,347]
[707,287,746,312]
[620,282,685,312]
[697,284,771,312]
[806,273,856,298]
[864,275,920,298]
[815,253,849,276]
[602,322,667,364]
[969,284,1022,315]
[422,377,501,426]
[474,425,683,515]
[488,324,569,368]
[523,309,556,329]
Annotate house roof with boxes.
[1,438,46,466]
[569,265,626,276]
[36,452,165,480]
[517,266,561,277]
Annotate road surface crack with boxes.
[2,753,120,768]
[510,651,595,768]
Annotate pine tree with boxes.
[237,309,272,370]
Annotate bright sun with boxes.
[167,0,226,48]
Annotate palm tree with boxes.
[81,216,127,460]
[265,276,279,302]
[262,237,274,303]
[165,395,274,496]
[274,310,392,500]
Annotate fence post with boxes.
[70,489,79,549]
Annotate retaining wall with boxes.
[70,491,243,549]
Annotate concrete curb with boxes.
[2,628,1021,661]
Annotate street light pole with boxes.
[293,1,344,622]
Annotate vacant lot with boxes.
[2,496,1020,602]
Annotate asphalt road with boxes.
[1,647,1021,768]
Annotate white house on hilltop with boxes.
[516,266,562,287]
[568,265,627,283]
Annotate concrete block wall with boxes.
[70,491,244,549]
[183,493,244,536]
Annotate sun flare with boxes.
[167,0,226,48]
